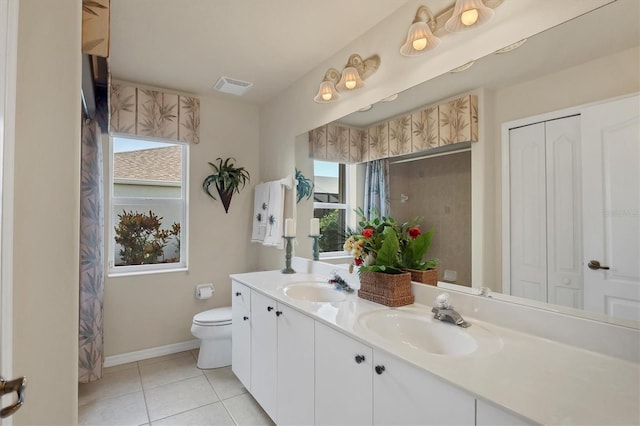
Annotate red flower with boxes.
[354,258,363,266]
[361,228,374,239]
[408,227,421,239]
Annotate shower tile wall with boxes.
[390,151,471,286]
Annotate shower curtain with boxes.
[79,119,105,383]
[363,159,390,219]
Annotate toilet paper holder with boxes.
[196,283,215,299]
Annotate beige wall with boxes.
[103,95,260,356]
[257,0,610,270]
[12,0,80,424]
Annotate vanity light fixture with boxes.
[400,6,441,56]
[314,54,381,103]
[313,68,341,103]
[445,0,495,32]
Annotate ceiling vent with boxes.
[213,76,254,96]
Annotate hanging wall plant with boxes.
[203,157,250,213]
[295,168,314,203]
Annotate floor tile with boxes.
[104,361,138,374]
[151,401,234,425]
[223,393,274,426]
[144,375,219,421]
[138,350,193,366]
[139,354,203,389]
[78,391,148,426]
[79,366,142,406]
[205,366,247,400]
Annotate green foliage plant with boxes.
[295,168,314,203]
[202,157,250,213]
[114,210,180,265]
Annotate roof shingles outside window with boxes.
[114,146,182,182]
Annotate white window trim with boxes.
[108,136,189,276]
[314,163,356,259]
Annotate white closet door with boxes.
[545,116,583,309]
[582,95,640,321]
[509,123,547,302]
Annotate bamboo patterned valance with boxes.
[109,81,200,144]
[82,0,110,57]
[309,94,478,163]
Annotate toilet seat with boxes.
[193,306,232,326]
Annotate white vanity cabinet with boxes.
[315,322,373,425]
[249,290,315,425]
[373,350,475,425]
[231,280,251,390]
[314,321,475,426]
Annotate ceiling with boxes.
[336,0,640,127]
[109,0,410,105]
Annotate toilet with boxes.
[190,306,232,369]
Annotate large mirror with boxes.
[295,0,639,327]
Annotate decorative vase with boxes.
[358,271,414,307]
[405,268,438,286]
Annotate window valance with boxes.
[109,81,200,144]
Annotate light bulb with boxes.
[412,37,427,51]
[461,8,478,26]
[322,92,332,101]
[345,80,356,90]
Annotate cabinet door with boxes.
[315,322,373,426]
[231,281,251,390]
[250,291,278,421]
[276,303,315,426]
[476,399,535,425]
[373,350,474,425]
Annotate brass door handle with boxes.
[0,376,27,418]
[587,260,610,270]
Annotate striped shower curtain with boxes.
[79,119,105,383]
[363,159,390,219]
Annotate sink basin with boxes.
[282,282,347,303]
[358,308,501,356]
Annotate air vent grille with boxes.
[213,76,254,96]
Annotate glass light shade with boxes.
[336,67,364,91]
[445,0,494,32]
[313,80,339,103]
[400,21,440,56]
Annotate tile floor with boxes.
[78,350,274,426]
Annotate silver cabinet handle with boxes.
[588,260,610,270]
[0,376,27,418]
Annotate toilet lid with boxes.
[193,306,232,325]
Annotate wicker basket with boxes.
[405,268,438,286]
[358,271,414,307]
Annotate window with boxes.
[109,136,187,274]
[313,161,354,256]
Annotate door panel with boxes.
[582,95,640,321]
[509,123,547,302]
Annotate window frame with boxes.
[108,135,189,276]
[313,162,356,259]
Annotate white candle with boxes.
[310,218,320,236]
[284,218,296,237]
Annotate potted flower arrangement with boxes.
[343,209,438,306]
[397,222,439,286]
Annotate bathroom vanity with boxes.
[230,260,639,425]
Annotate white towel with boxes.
[251,183,270,243]
[263,180,284,249]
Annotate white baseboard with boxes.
[104,339,201,368]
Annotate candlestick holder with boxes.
[309,234,321,261]
[282,236,296,274]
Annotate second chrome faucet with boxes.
[431,293,470,328]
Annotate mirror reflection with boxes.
[295,0,639,326]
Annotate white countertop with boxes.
[230,269,640,426]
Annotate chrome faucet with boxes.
[431,293,470,328]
